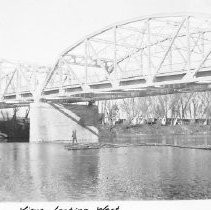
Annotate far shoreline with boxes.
[98,123,211,142]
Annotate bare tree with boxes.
[177,93,194,120]
[120,97,153,124]
[200,92,211,123]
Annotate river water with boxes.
[0,134,211,201]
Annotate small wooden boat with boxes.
[65,143,101,150]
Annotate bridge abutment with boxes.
[30,102,99,143]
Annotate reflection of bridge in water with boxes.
[1,13,211,142]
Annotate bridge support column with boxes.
[30,102,99,143]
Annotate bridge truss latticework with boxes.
[1,13,211,106]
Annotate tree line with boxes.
[98,91,211,125]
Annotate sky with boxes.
[0,0,210,66]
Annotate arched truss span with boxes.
[41,13,211,101]
[0,59,50,106]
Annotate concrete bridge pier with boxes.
[30,102,99,143]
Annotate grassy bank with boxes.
[98,123,211,142]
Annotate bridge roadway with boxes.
[1,66,211,108]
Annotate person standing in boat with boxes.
[72,129,77,144]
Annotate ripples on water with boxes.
[0,134,211,201]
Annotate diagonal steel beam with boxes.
[19,67,36,97]
[61,60,90,92]
[1,69,16,99]
[151,18,186,80]
[183,48,211,81]
[88,40,120,88]
[109,30,210,75]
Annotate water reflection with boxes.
[0,143,99,201]
[114,133,211,147]
[0,134,211,201]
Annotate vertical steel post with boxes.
[147,18,151,82]
[140,50,143,73]
[34,70,38,93]
[16,66,21,100]
[169,39,173,72]
[0,64,1,96]
[114,26,117,74]
[59,66,63,95]
[186,16,191,72]
[201,32,205,58]
[5,74,9,97]
[85,39,88,84]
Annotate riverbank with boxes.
[63,123,211,151]
[98,123,211,142]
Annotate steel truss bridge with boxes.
[1,13,211,108]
